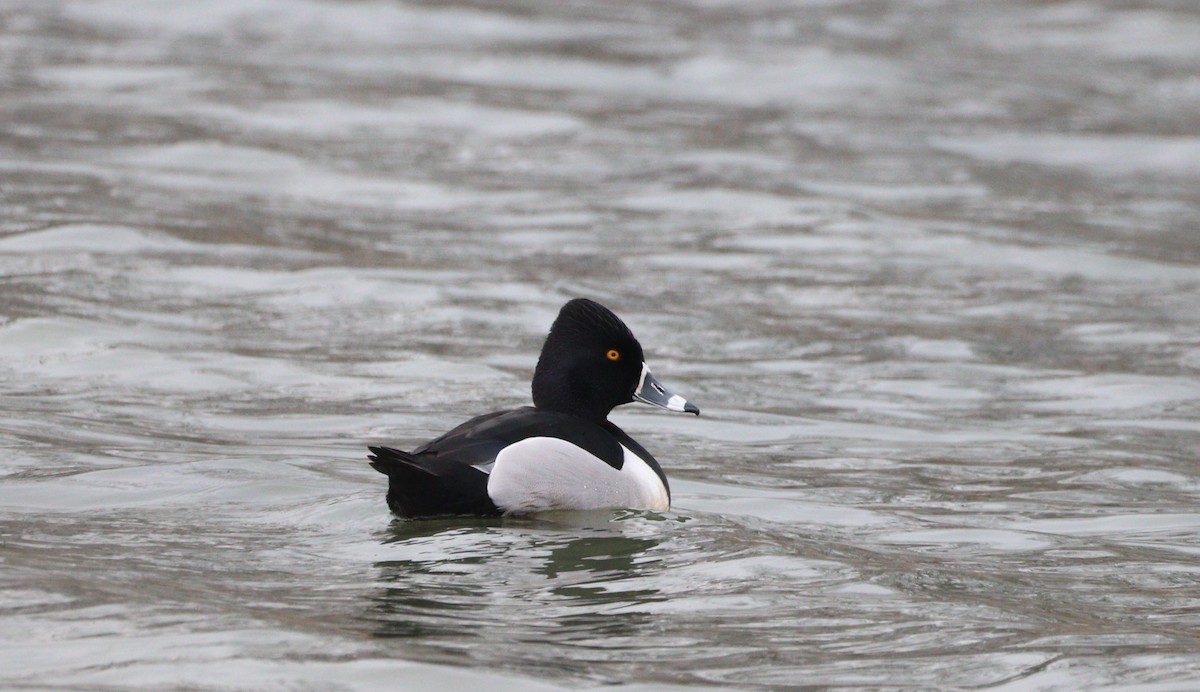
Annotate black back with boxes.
[413,407,625,469]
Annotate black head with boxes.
[531,299,647,422]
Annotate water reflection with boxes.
[369,514,665,650]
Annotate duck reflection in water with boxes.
[367,512,668,644]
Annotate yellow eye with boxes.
[606,349,621,361]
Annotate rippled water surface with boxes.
[3,0,1200,688]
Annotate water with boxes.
[2,0,1200,688]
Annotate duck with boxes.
[368,298,699,518]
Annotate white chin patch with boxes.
[486,437,669,515]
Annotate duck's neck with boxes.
[531,369,611,425]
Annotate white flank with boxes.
[486,437,669,515]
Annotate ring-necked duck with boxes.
[369,298,699,518]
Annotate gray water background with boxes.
[3,0,1200,689]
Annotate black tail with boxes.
[368,446,500,518]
